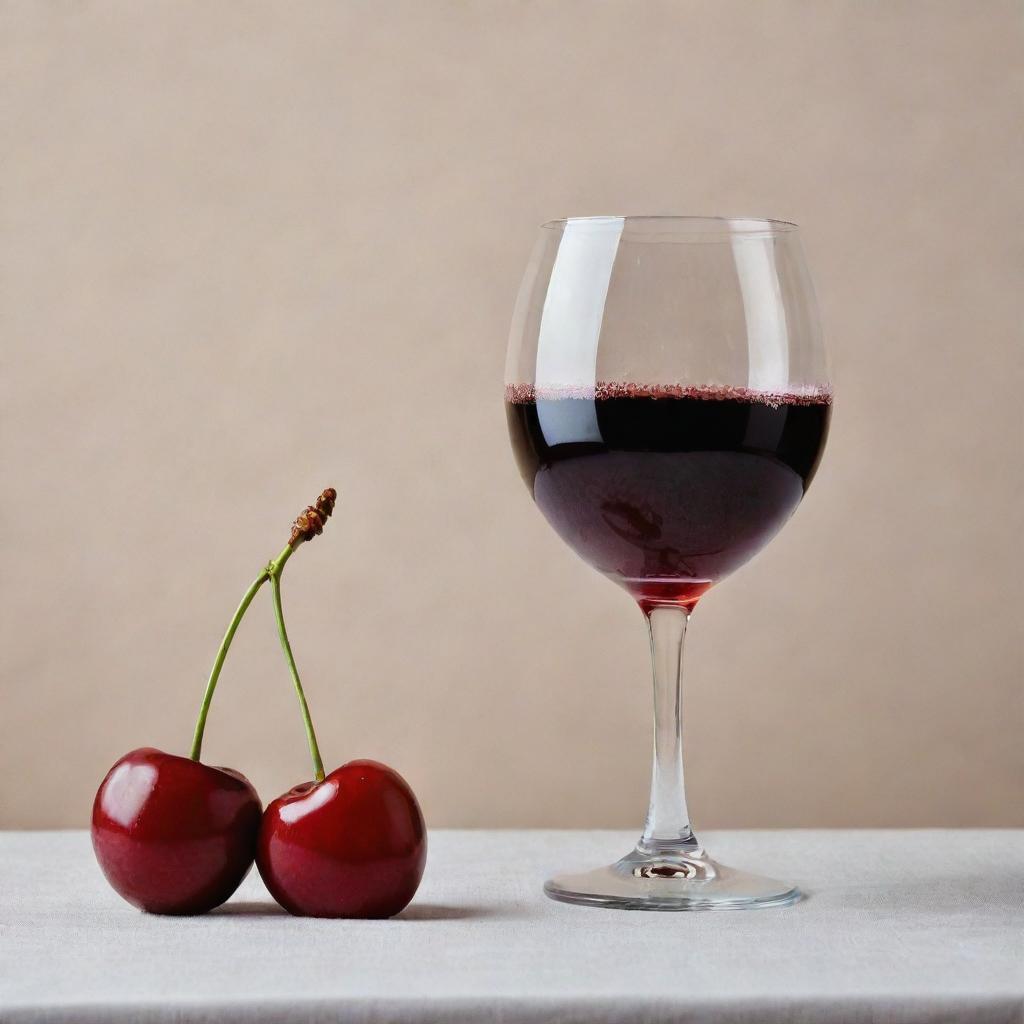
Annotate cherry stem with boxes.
[269,545,326,782]
[188,530,328,780]
[189,569,270,762]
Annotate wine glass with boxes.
[505,216,831,910]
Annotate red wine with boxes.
[506,383,831,609]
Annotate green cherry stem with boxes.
[189,568,271,762]
[188,487,336,772]
[269,547,326,783]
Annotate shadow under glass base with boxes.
[544,844,801,911]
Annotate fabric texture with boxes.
[1,830,1021,1023]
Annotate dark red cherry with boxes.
[257,759,426,918]
[92,747,261,915]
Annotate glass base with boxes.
[544,844,801,911]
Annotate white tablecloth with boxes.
[1,830,1021,1023]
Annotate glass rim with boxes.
[539,215,800,241]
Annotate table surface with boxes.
[1,829,1021,1024]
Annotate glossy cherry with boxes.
[258,760,426,918]
[92,747,261,915]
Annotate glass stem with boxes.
[639,604,701,855]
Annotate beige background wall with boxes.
[2,0,1021,830]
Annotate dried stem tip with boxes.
[289,487,338,546]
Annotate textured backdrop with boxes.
[2,0,1021,828]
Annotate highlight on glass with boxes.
[505,216,831,910]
